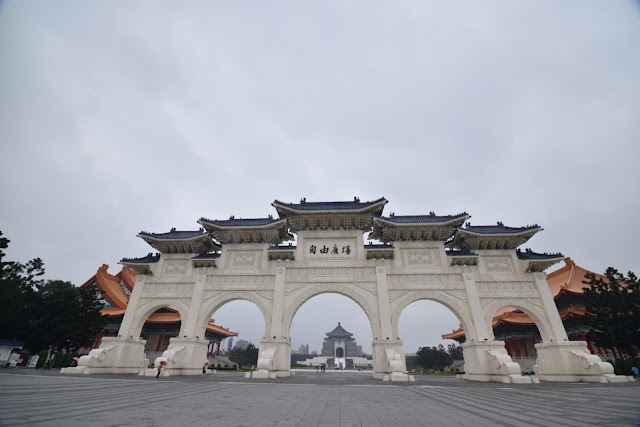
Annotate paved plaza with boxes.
[1,370,639,427]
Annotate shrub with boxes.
[36,351,49,369]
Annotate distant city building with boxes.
[227,337,234,352]
[298,344,309,355]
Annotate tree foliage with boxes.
[228,343,259,367]
[0,231,105,353]
[583,267,640,357]
[415,343,463,370]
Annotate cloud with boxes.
[1,1,638,351]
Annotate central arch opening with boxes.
[290,293,373,371]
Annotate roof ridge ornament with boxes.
[354,196,360,202]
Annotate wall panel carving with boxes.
[482,257,513,273]
[402,249,441,266]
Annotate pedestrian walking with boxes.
[632,366,639,381]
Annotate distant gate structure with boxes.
[69,197,625,383]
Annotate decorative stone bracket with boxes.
[248,339,291,379]
[64,337,148,375]
[534,342,628,383]
[462,341,532,383]
[384,348,411,382]
[149,338,208,376]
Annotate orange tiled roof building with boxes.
[81,264,237,358]
[443,258,621,365]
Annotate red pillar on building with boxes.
[513,338,522,358]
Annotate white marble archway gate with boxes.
[70,198,624,383]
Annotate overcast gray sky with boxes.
[1,1,639,354]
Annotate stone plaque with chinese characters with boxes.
[304,239,356,259]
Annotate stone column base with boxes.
[372,340,408,381]
[534,341,628,383]
[462,341,532,384]
[153,337,209,376]
[247,339,291,379]
[65,337,148,375]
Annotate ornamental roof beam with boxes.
[446,222,542,251]
[272,197,388,232]
[198,217,293,245]
[369,213,469,242]
[137,229,220,254]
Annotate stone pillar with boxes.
[66,274,149,375]
[182,274,206,338]
[118,273,147,338]
[532,273,568,342]
[151,337,209,376]
[531,273,627,383]
[460,274,530,383]
[462,273,492,341]
[461,341,532,384]
[372,265,409,381]
[67,337,148,375]
[251,267,291,379]
[252,338,291,379]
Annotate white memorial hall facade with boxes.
[70,198,624,383]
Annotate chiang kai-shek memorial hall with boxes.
[68,197,627,383]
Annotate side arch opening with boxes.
[397,299,465,373]
[199,296,268,369]
[484,301,554,374]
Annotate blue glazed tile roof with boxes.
[199,217,284,227]
[191,253,221,260]
[138,229,208,240]
[379,212,469,224]
[120,253,161,264]
[461,222,541,234]
[326,322,353,338]
[516,249,564,260]
[272,197,387,212]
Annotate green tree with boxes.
[25,280,104,352]
[228,343,259,367]
[0,231,104,353]
[0,231,45,342]
[583,268,640,357]
[416,344,452,370]
[447,343,463,360]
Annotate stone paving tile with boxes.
[0,370,639,427]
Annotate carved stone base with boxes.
[250,339,291,379]
[65,337,148,375]
[534,341,627,383]
[462,341,532,383]
[153,337,209,376]
[372,340,407,380]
